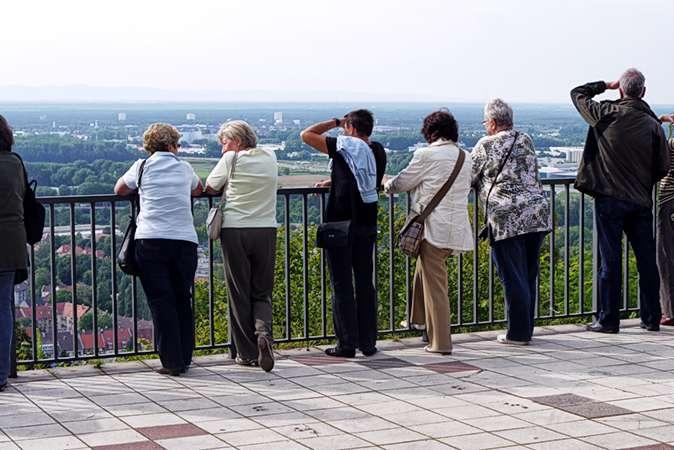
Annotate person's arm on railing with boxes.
[384,151,424,195]
[204,152,233,195]
[114,160,141,196]
[300,118,342,154]
[570,80,618,127]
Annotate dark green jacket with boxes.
[571,81,670,208]
[0,152,27,271]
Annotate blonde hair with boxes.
[217,120,257,150]
[143,123,180,154]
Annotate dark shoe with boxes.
[0,382,7,392]
[156,367,182,376]
[421,330,429,343]
[235,356,258,367]
[586,322,619,334]
[640,322,660,332]
[257,335,275,372]
[360,347,378,357]
[325,347,355,358]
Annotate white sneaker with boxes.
[496,334,529,346]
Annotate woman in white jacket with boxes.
[385,110,473,354]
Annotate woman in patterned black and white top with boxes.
[471,99,551,346]
[657,114,674,326]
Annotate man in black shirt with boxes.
[301,109,386,357]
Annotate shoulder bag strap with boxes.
[482,131,519,223]
[10,152,30,189]
[216,151,238,208]
[417,148,466,221]
[133,159,148,211]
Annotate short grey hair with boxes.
[619,68,645,98]
[217,120,257,149]
[484,98,513,128]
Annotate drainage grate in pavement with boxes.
[423,361,481,374]
[291,355,351,366]
[531,393,632,419]
[357,357,414,370]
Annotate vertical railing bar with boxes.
[49,205,58,362]
[623,234,629,311]
[29,243,37,364]
[110,202,119,355]
[564,184,570,316]
[579,193,585,315]
[131,200,139,354]
[405,193,412,328]
[69,203,79,358]
[302,194,309,339]
[592,200,599,315]
[457,253,463,326]
[207,196,215,347]
[284,194,291,340]
[90,202,98,357]
[472,191,479,324]
[319,192,327,338]
[388,194,395,331]
[549,185,556,318]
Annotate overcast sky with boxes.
[2,0,673,103]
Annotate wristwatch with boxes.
[333,118,341,127]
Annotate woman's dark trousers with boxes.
[136,239,197,371]
[491,232,546,342]
[326,228,378,353]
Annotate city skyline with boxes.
[2,0,674,103]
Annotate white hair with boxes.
[484,98,513,128]
[619,68,645,98]
[217,120,257,149]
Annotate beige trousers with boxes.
[411,240,452,353]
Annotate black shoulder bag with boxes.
[118,160,147,276]
[478,132,519,243]
[11,153,46,245]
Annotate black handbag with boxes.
[12,153,46,245]
[316,220,351,248]
[117,160,147,276]
[478,132,519,243]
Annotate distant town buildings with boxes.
[117,112,127,122]
[186,112,196,121]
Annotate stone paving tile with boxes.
[76,429,148,447]
[135,423,207,440]
[597,413,669,431]
[296,434,372,450]
[15,435,87,450]
[440,432,516,449]
[581,431,659,449]
[357,357,413,370]
[3,423,71,441]
[155,434,230,449]
[493,426,566,445]
[423,361,481,374]
[91,442,163,450]
[383,440,453,450]
[622,445,674,450]
[355,427,427,445]
[61,417,129,434]
[560,401,633,419]
[290,354,350,366]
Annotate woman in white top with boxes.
[385,111,473,354]
[114,123,203,376]
[205,120,278,372]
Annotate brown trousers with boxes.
[411,240,452,353]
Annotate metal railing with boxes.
[11,176,644,372]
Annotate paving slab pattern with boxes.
[2,321,674,449]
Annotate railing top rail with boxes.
[36,176,577,203]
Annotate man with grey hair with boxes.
[571,69,670,333]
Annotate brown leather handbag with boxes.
[397,149,466,257]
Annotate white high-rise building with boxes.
[273,111,283,124]
[186,113,196,121]
[117,113,127,122]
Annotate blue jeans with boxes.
[0,271,14,385]
[492,232,546,341]
[595,196,661,328]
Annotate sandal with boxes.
[424,345,452,355]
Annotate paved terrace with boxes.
[2,321,674,450]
